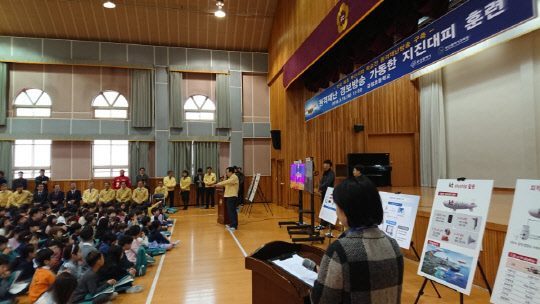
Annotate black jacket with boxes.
[48,190,65,203]
[12,178,27,191]
[319,169,335,194]
[33,191,49,205]
[66,189,82,203]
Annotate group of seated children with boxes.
[0,186,179,304]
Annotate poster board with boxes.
[378,192,420,249]
[245,175,256,200]
[418,179,494,295]
[248,174,261,203]
[304,158,314,194]
[290,163,305,191]
[491,180,540,304]
[318,187,337,225]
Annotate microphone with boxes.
[302,258,317,272]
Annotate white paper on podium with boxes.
[271,254,318,287]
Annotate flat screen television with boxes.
[290,163,306,191]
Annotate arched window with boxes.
[184,95,216,121]
[13,89,52,117]
[92,90,128,119]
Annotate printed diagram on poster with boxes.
[418,179,493,295]
[378,192,420,249]
[491,180,540,304]
[318,187,337,225]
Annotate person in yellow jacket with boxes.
[163,170,177,208]
[180,170,192,210]
[116,181,132,204]
[214,167,239,231]
[132,181,149,206]
[153,180,168,201]
[203,167,217,209]
[82,181,99,206]
[99,182,116,206]
[0,183,13,207]
[7,186,32,208]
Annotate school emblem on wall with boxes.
[337,2,349,33]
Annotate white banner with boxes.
[318,187,337,225]
[248,174,261,203]
[378,192,420,250]
[418,179,494,295]
[491,180,540,304]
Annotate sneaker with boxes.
[227,227,236,232]
[126,285,144,294]
[225,224,230,228]
[111,292,119,300]
[325,232,334,238]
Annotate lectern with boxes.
[245,241,325,304]
[216,188,229,225]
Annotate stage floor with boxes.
[379,186,514,226]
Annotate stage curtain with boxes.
[169,71,184,128]
[0,63,8,126]
[168,141,192,177]
[194,142,219,177]
[420,69,447,187]
[129,142,149,180]
[130,69,154,128]
[0,141,12,185]
[216,74,231,129]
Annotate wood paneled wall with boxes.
[26,176,272,207]
[268,0,339,81]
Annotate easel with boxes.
[414,260,492,304]
[415,177,492,304]
[243,182,273,217]
[410,241,442,302]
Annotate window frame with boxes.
[91,140,129,178]
[184,94,216,122]
[12,139,52,178]
[91,90,129,119]
[13,88,52,118]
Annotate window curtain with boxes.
[420,69,447,187]
[0,141,12,186]
[130,69,154,128]
[194,142,219,177]
[169,71,184,128]
[0,63,8,126]
[216,74,231,129]
[168,141,192,177]
[129,141,149,180]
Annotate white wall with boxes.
[442,30,540,187]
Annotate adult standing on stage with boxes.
[112,170,131,190]
[317,160,335,231]
[203,167,217,209]
[163,170,177,208]
[34,169,50,194]
[214,167,239,231]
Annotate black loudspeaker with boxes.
[353,124,364,133]
[270,130,281,150]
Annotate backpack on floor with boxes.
[135,247,148,277]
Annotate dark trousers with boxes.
[181,191,190,209]
[168,191,175,208]
[226,197,238,229]
[196,187,205,206]
[205,188,215,208]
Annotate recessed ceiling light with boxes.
[214,0,226,18]
[103,1,116,9]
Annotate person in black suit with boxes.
[48,184,65,211]
[33,184,49,206]
[34,169,50,193]
[66,182,82,212]
[12,171,27,191]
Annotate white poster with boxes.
[248,174,261,202]
[318,187,337,225]
[491,180,540,304]
[378,192,420,249]
[418,179,494,295]
[245,176,256,200]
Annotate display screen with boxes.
[290,163,305,191]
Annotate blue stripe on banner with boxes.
[323,205,337,211]
[305,0,536,121]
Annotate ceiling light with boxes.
[103,1,116,9]
[214,0,226,18]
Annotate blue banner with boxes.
[305,0,536,121]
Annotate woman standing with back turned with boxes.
[311,178,404,304]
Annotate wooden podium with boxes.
[245,241,325,304]
[216,188,229,225]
